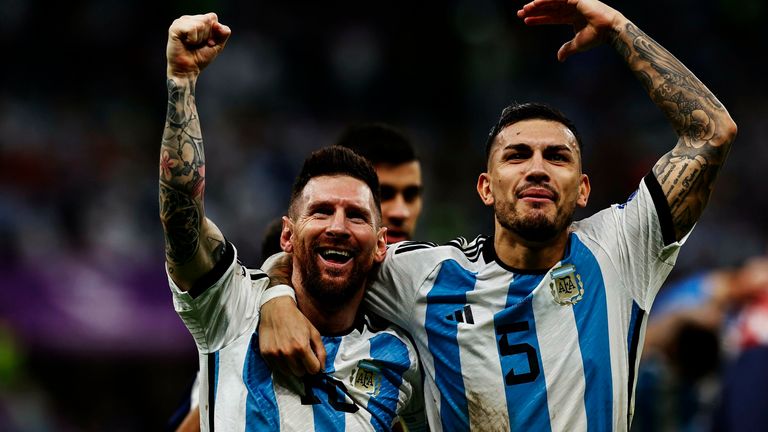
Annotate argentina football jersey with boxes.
[365,174,689,431]
[169,244,425,432]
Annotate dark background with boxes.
[1,0,765,429]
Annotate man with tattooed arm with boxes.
[258,0,737,430]
[159,14,425,431]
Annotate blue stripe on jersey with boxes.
[425,259,477,431]
[208,352,219,432]
[626,301,645,428]
[494,273,551,432]
[243,333,280,431]
[313,336,345,432]
[367,332,410,431]
[570,236,613,431]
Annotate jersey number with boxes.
[497,321,540,385]
[301,375,360,413]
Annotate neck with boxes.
[291,269,365,335]
[494,222,570,270]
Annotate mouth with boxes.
[386,230,409,244]
[518,187,557,203]
[316,247,354,267]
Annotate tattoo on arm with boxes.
[159,78,211,268]
[609,23,735,240]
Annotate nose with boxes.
[525,153,550,183]
[326,209,351,238]
[385,194,410,224]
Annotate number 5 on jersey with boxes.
[496,321,541,385]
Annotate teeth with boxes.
[320,249,351,259]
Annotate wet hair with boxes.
[336,123,417,166]
[289,146,382,224]
[484,102,583,159]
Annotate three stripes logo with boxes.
[445,305,475,324]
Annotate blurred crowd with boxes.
[1,0,767,429]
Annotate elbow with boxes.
[713,115,738,147]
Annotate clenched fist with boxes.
[166,13,231,78]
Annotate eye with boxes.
[380,185,396,201]
[311,205,334,216]
[347,209,369,223]
[402,186,422,203]
[504,150,530,161]
[547,152,570,162]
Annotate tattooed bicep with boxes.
[652,143,722,240]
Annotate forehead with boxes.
[492,118,579,156]
[299,175,375,210]
[374,160,422,186]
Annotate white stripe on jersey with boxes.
[458,265,515,431]
[531,274,588,431]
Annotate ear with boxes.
[577,174,591,208]
[374,226,387,263]
[280,216,295,253]
[477,172,494,206]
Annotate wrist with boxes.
[259,285,297,309]
[166,70,199,83]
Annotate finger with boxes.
[521,15,575,26]
[310,328,327,370]
[518,0,570,17]
[288,356,309,377]
[175,21,209,46]
[210,22,232,46]
[557,40,576,62]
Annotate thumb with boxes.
[557,39,576,62]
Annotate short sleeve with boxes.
[574,174,692,310]
[169,242,268,353]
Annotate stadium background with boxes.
[1,0,765,429]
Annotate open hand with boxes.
[517,0,625,62]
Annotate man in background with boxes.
[337,123,423,244]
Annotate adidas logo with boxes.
[445,305,474,324]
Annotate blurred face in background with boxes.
[375,160,423,244]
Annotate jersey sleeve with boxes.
[168,242,268,353]
[574,173,691,310]
[364,242,443,329]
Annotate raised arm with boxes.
[160,13,231,290]
[518,0,737,241]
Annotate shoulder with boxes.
[388,235,488,261]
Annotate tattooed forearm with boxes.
[159,77,208,266]
[610,21,736,240]
[159,181,201,264]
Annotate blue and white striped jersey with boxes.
[364,174,688,432]
[169,244,425,432]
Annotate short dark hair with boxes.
[336,123,417,166]
[484,102,583,159]
[260,217,284,259]
[289,146,382,224]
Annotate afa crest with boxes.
[350,360,382,396]
[549,264,584,306]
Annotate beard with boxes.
[495,198,576,243]
[294,237,374,311]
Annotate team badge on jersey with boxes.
[350,359,382,396]
[549,263,584,305]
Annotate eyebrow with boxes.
[503,143,574,153]
[306,201,373,219]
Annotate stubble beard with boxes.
[495,199,576,243]
[295,238,373,311]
